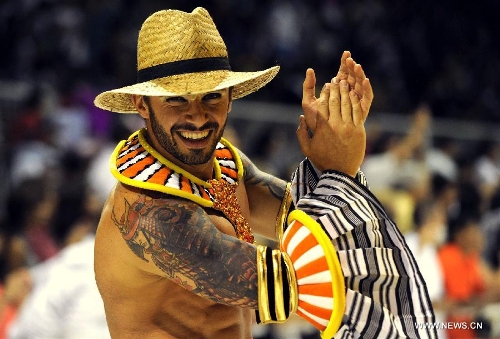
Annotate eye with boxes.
[165,96,188,105]
[203,92,223,102]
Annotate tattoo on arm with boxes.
[111,194,258,307]
[239,150,287,200]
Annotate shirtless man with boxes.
[94,7,436,339]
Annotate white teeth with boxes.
[179,130,209,140]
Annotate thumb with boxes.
[296,115,311,157]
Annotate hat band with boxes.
[137,57,231,82]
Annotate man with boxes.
[94,7,436,339]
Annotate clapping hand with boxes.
[298,52,373,177]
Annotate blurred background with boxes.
[0,0,500,338]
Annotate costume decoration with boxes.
[208,178,254,243]
[110,128,254,243]
[275,182,292,243]
[291,160,438,338]
[257,209,345,339]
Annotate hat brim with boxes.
[94,66,279,113]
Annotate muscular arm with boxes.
[111,191,258,307]
[238,150,289,240]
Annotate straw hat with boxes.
[94,7,280,113]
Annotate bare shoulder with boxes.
[97,182,211,271]
[95,183,257,305]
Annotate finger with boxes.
[350,90,363,126]
[296,115,311,156]
[352,63,366,98]
[345,57,356,89]
[354,62,367,83]
[336,51,351,81]
[328,77,341,125]
[317,82,331,122]
[339,79,352,123]
[302,68,316,105]
[302,68,318,131]
[360,78,374,120]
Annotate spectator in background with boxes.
[473,140,500,207]
[438,216,497,339]
[426,136,459,183]
[7,97,60,191]
[0,268,31,339]
[481,188,500,271]
[361,104,431,233]
[49,84,91,153]
[405,200,447,339]
[6,177,60,266]
[0,224,29,285]
[430,173,459,225]
[7,226,109,339]
[5,188,109,339]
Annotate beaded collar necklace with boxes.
[110,128,254,243]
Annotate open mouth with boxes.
[176,130,213,148]
[178,130,210,140]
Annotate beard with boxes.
[148,105,226,165]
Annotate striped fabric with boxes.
[290,159,438,339]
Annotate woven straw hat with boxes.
[94,7,280,113]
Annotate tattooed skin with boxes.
[112,193,258,307]
[239,151,286,200]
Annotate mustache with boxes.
[171,122,219,132]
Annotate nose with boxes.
[184,97,208,124]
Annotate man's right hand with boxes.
[299,52,373,177]
[297,74,371,177]
[302,52,373,133]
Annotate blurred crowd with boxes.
[0,0,499,120]
[1,0,500,338]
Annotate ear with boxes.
[131,95,149,119]
[227,87,233,113]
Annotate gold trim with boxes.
[221,134,245,181]
[271,250,287,322]
[256,245,271,323]
[275,182,292,243]
[281,251,298,315]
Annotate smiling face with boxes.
[132,89,232,179]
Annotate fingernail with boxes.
[331,77,338,84]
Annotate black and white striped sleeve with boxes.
[290,158,437,339]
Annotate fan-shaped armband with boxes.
[257,210,345,338]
